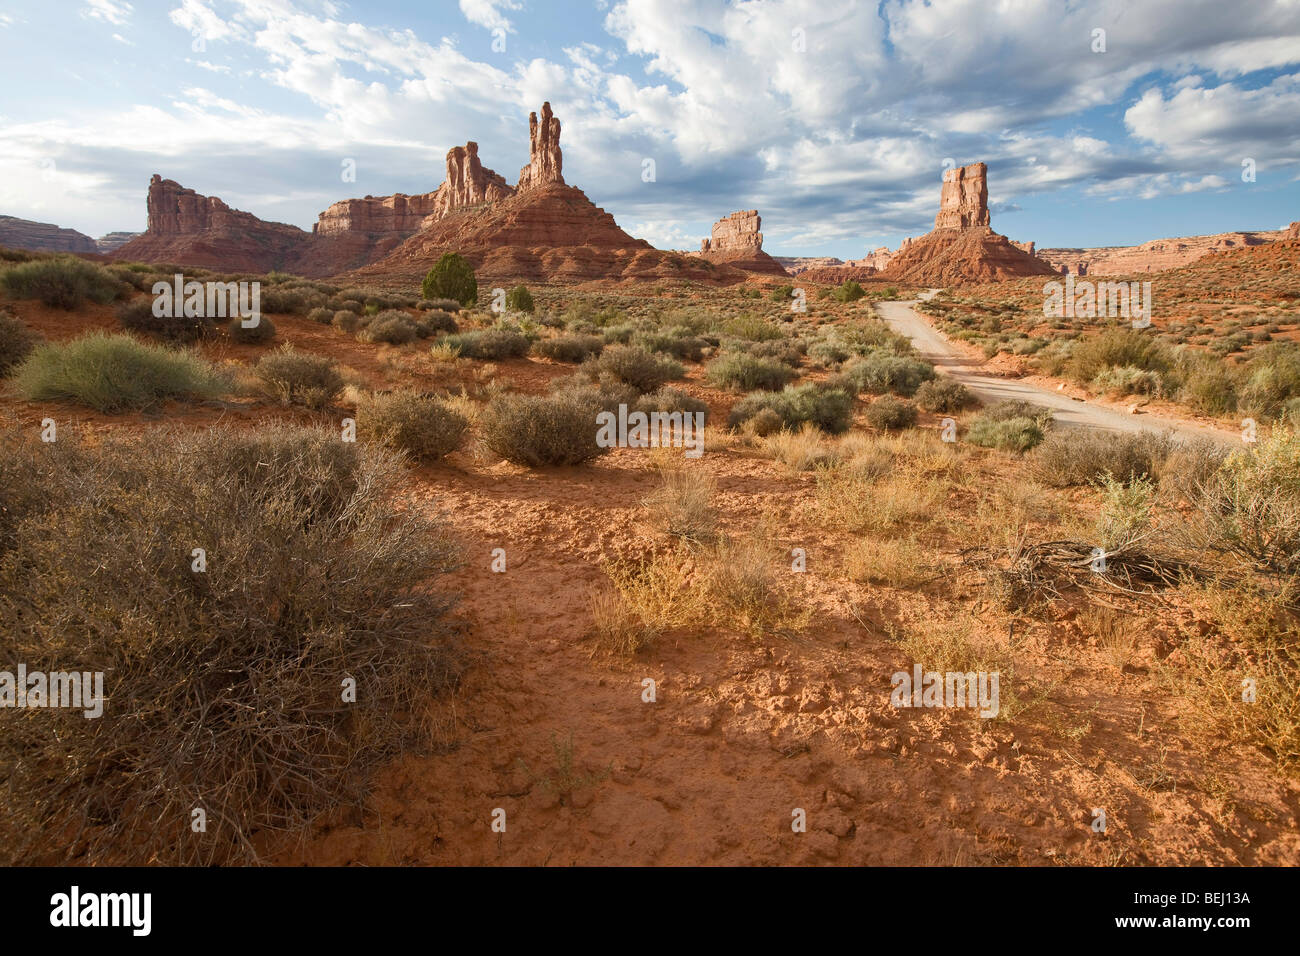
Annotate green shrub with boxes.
[720,314,782,342]
[1092,364,1162,397]
[1067,329,1170,384]
[832,351,934,396]
[253,345,343,409]
[359,311,419,345]
[1240,344,1300,420]
[13,332,228,412]
[833,280,866,302]
[0,257,125,309]
[769,284,795,303]
[1176,353,1239,415]
[506,285,535,313]
[744,338,804,366]
[633,329,707,362]
[443,328,531,360]
[808,340,852,368]
[308,306,334,324]
[728,383,854,434]
[260,286,310,315]
[706,352,796,391]
[966,416,1045,452]
[0,311,41,376]
[421,252,478,307]
[1033,430,1174,487]
[582,345,684,393]
[0,424,460,864]
[914,377,976,412]
[226,314,276,344]
[357,390,468,462]
[481,392,607,466]
[536,334,605,363]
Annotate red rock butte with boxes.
[880,162,1057,285]
[695,210,788,275]
[114,103,741,284]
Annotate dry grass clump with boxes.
[1160,579,1300,770]
[357,389,469,462]
[758,424,842,471]
[844,535,932,588]
[888,605,1024,719]
[0,424,462,865]
[253,344,344,409]
[588,547,704,656]
[704,533,808,638]
[815,462,947,535]
[481,391,606,466]
[642,461,718,544]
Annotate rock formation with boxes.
[0,215,97,253]
[112,103,746,284]
[435,142,514,216]
[934,163,991,230]
[517,102,564,192]
[696,210,787,275]
[96,231,140,253]
[1039,226,1297,275]
[773,256,844,274]
[880,163,1056,285]
[111,176,313,273]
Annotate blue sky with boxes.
[1,0,1298,259]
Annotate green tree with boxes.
[506,284,535,313]
[422,252,478,307]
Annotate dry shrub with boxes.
[1079,607,1140,672]
[0,310,42,376]
[254,344,344,409]
[481,391,606,466]
[357,389,469,462]
[1033,429,1174,487]
[816,464,946,535]
[889,604,1023,720]
[0,424,462,864]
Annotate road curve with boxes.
[876,297,1239,446]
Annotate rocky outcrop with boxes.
[96,231,140,253]
[111,176,313,273]
[434,142,514,217]
[517,102,564,192]
[934,163,990,230]
[880,163,1055,285]
[314,193,438,239]
[1039,226,1297,275]
[696,210,787,275]
[1012,240,1036,256]
[774,256,844,274]
[0,215,97,253]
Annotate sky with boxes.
[0,0,1298,259]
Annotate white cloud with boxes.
[459,0,522,34]
[84,0,133,27]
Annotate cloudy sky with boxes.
[1,0,1298,258]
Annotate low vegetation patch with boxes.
[253,345,343,409]
[357,390,469,462]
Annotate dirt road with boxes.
[876,297,1240,445]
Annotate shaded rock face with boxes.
[935,163,990,230]
[774,256,844,274]
[314,193,438,238]
[517,102,564,192]
[0,215,97,253]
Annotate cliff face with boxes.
[1038,226,1298,275]
[696,210,787,275]
[0,215,97,254]
[112,176,314,273]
